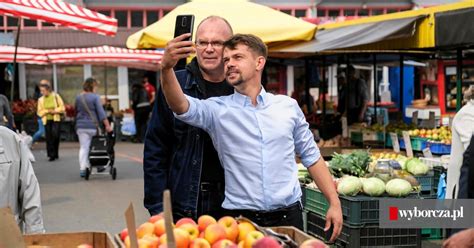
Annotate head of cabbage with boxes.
[337,176,362,196]
[406,158,429,175]
[385,178,412,197]
[362,177,386,196]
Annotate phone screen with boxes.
[174,15,194,71]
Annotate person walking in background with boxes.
[36,82,65,161]
[142,76,156,105]
[143,16,234,220]
[0,93,15,130]
[131,83,150,143]
[74,78,113,177]
[336,66,369,125]
[32,80,48,144]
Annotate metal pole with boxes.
[399,55,404,120]
[104,62,108,98]
[11,18,22,102]
[373,54,377,123]
[456,49,463,111]
[304,59,311,113]
[322,56,327,121]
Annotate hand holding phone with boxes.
[174,15,195,70]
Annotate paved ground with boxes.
[32,141,150,235]
[31,141,444,247]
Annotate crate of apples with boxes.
[118,213,327,248]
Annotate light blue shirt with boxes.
[175,87,321,210]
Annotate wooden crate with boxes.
[24,232,117,248]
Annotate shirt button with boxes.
[196,134,200,139]
[192,160,197,165]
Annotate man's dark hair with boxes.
[223,34,267,59]
[83,77,97,92]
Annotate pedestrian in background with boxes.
[143,76,156,105]
[131,83,150,143]
[0,93,15,130]
[74,78,113,177]
[32,80,48,144]
[36,82,65,161]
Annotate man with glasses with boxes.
[143,16,234,220]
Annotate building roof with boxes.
[13,27,141,49]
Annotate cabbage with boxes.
[337,176,362,196]
[405,158,429,175]
[362,177,386,196]
[385,178,412,197]
[396,155,408,170]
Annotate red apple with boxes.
[198,215,217,232]
[211,239,237,248]
[120,228,129,241]
[142,234,160,248]
[137,222,155,239]
[204,223,227,245]
[154,219,168,237]
[159,228,190,248]
[252,236,282,248]
[77,245,93,248]
[243,231,264,248]
[149,213,164,223]
[178,223,200,240]
[299,238,329,248]
[217,216,239,242]
[176,217,197,228]
[190,237,211,248]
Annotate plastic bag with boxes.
[437,173,446,199]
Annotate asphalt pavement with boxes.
[32,141,150,235]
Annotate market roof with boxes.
[12,28,140,49]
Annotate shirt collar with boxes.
[233,86,268,107]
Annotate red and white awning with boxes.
[0,0,117,36]
[46,45,164,70]
[0,45,48,64]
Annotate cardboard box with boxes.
[24,232,117,248]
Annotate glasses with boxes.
[195,40,225,49]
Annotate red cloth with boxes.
[144,82,156,102]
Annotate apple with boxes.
[137,222,155,239]
[237,241,244,248]
[198,215,217,232]
[237,222,255,242]
[217,216,239,242]
[159,228,190,248]
[243,230,264,248]
[178,223,200,240]
[154,219,167,237]
[138,238,153,248]
[190,238,211,248]
[77,245,93,248]
[149,213,164,223]
[176,217,197,227]
[120,228,129,241]
[204,223,227,245]
[211,239,237,248]
[299,238,329,248]
[142,234,160,248]
[252,236,282,248]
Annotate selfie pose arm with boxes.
[160,33,195,114]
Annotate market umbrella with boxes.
[46,45,164,71]
[0,0,118,100]
[0,45,48,64]
[126,0,316,49]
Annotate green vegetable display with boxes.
[329,150,371,177]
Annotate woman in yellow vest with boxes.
[37,81,65,161]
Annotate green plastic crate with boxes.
[350,131,363,144]
[421,228,443,240]
[304,188,380,226]
[306,211,422,247]
[414,168,444,197]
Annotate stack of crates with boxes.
[303,187,422,247]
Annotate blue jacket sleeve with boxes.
[143,86,175,215]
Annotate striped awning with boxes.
[0,0,117,36]
[0,45,48,64]
[46,45,164,70]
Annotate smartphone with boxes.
[174,15,195,71]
